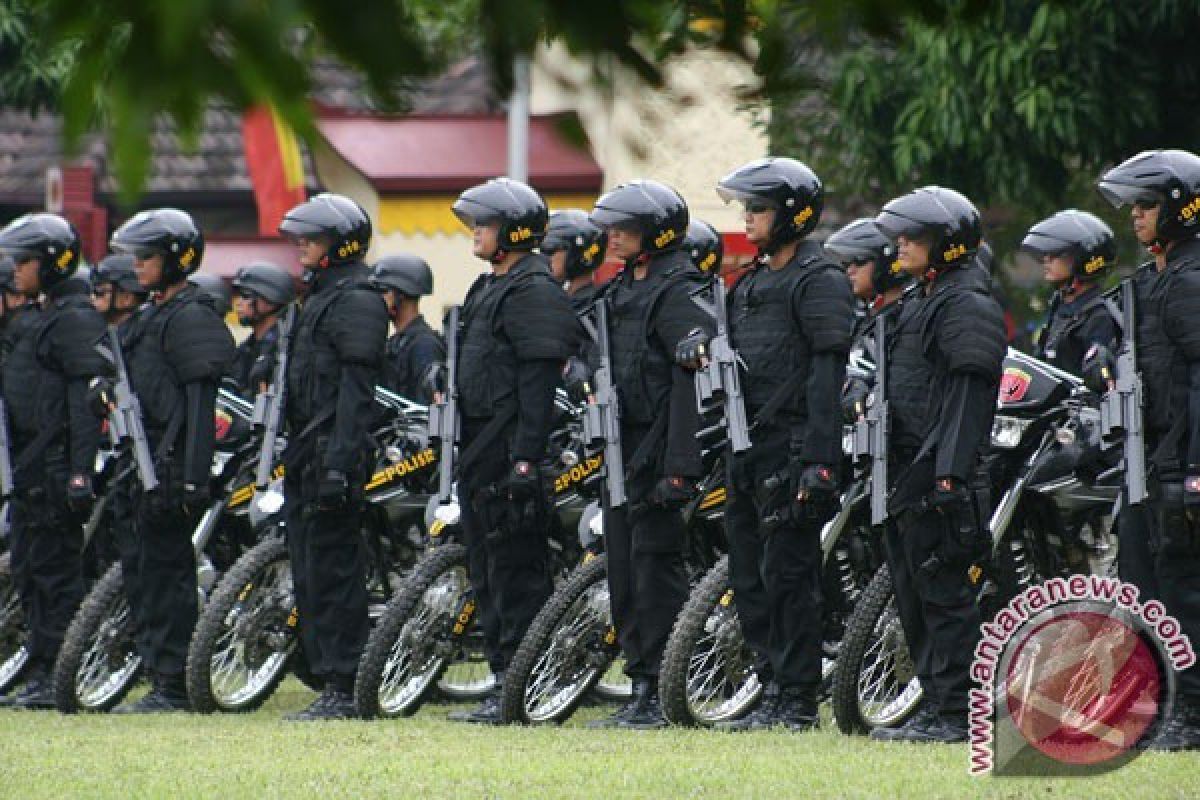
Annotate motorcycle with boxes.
[830,348,1120,734]
[52,388,263,713]
[183,387,438,713]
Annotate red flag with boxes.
[242,105,307,236]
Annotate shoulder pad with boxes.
[931,290,1006,379]
[164,300,237,383]
[1164,269,1200,359]
[330,287,388,366]
[44,303,108,378]
[794,263,855,353]
[502,276,580,361]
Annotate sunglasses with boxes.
[236,289,260,301]
[743,201,773,214]
[92,286,113,297]
[1132,194,1161,211]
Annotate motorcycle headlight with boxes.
[990,415,1032,449]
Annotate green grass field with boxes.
[0,680,1196,799]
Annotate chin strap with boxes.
[489,247,509,266]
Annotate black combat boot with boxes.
[284,684,356,721]
[616,677,667,730]
[585,678,646,729]
[9,670,55,711]
[447,672,505,725]
[870,701,940,742]
[716,682,780,732]
[1148,700,1200,752]
[113,673,191,714]
[884,711,968,744]
[774,686,819,732]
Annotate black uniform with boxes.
[604,250,711,680]
[1136,238,1200,704]
[1035,285,1117,376]
[283,261,387,691]
[381,314,444,403]
[724,241,854,695]
[456,254,578,675]
[887,262,1005,721]
[3,279,105,674]
[120,285,234,684]
[229,324,279,399]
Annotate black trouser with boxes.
[283,451,369,691]
[459,431,553,676]
[1117,499,1161,604]
[888,505,981,716]
[1150,478,1200,702]
[604,426,690,680]
[122,478,199,680]
[724,428,823,691]
[8,451,83,672]
[881,519,936,706]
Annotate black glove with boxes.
[1082,344,1116,396]
[841,377,870,423]
[87,377,115,419]
[674,328,710,370]
[317,469,349,511]
[422,363,447,398]
[66,474,94,513]
[180,482,211,514]
[562,357,592,404]
[792,463,839,523]
[247,353,274,394]
[648,475,692,509]
[925,476,989,567]
[504,460,542,502]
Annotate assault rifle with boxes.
[427,306,460,503]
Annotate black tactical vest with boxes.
[607,253,694,427]
[287,263,373,425]
[3,303,57,439]
[1134,265,1175,438]
[457,269,527,419]
[126,296,191,434]
[886,287,933,452]
[383,316,441,401]
[1036,288,1106,376]
[729,253,828,416]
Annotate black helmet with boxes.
[590,180,688,259]
[279,193,372,267]
[825,217,908,294]
[0,212,82,290]
[93,253,147,296]
[188,272,232,316]
[875,186,982,270]
[111,208,204,286]
[452,178,547,257]
[0,255,15,293]
[542,210,607,280]
[1097,149,1200,244]
[232,261,296,306]
[683,219,723,274]
[370,254,434,297]
[1021,210,1117,282]
[716,157,823,252]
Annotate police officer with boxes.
[0,214,105,709]
[92,254,149,327]
[445,178,579,724]
[369,254,445,404]
[0,255,36,363]
[106,209,235,713]
[276,193,387,720]
[588,180,711,729]
[542,209,608,313]
[229,261,296,397]
[826,217,911,351]
[1023,210,1119,376]
[682,219,724,275]
[871,187,1006,743]
[1096,149,1200,750]
[688,159,855,731]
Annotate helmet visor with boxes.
[874,210,930,242]
[1019,231,1072,257]
[589,206,641,233]
[715,185,777,212]
[1097,181,1163,211]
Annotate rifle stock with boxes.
[580,301,626,507]
[1100,279,1147,505]
[106,326,159,492]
